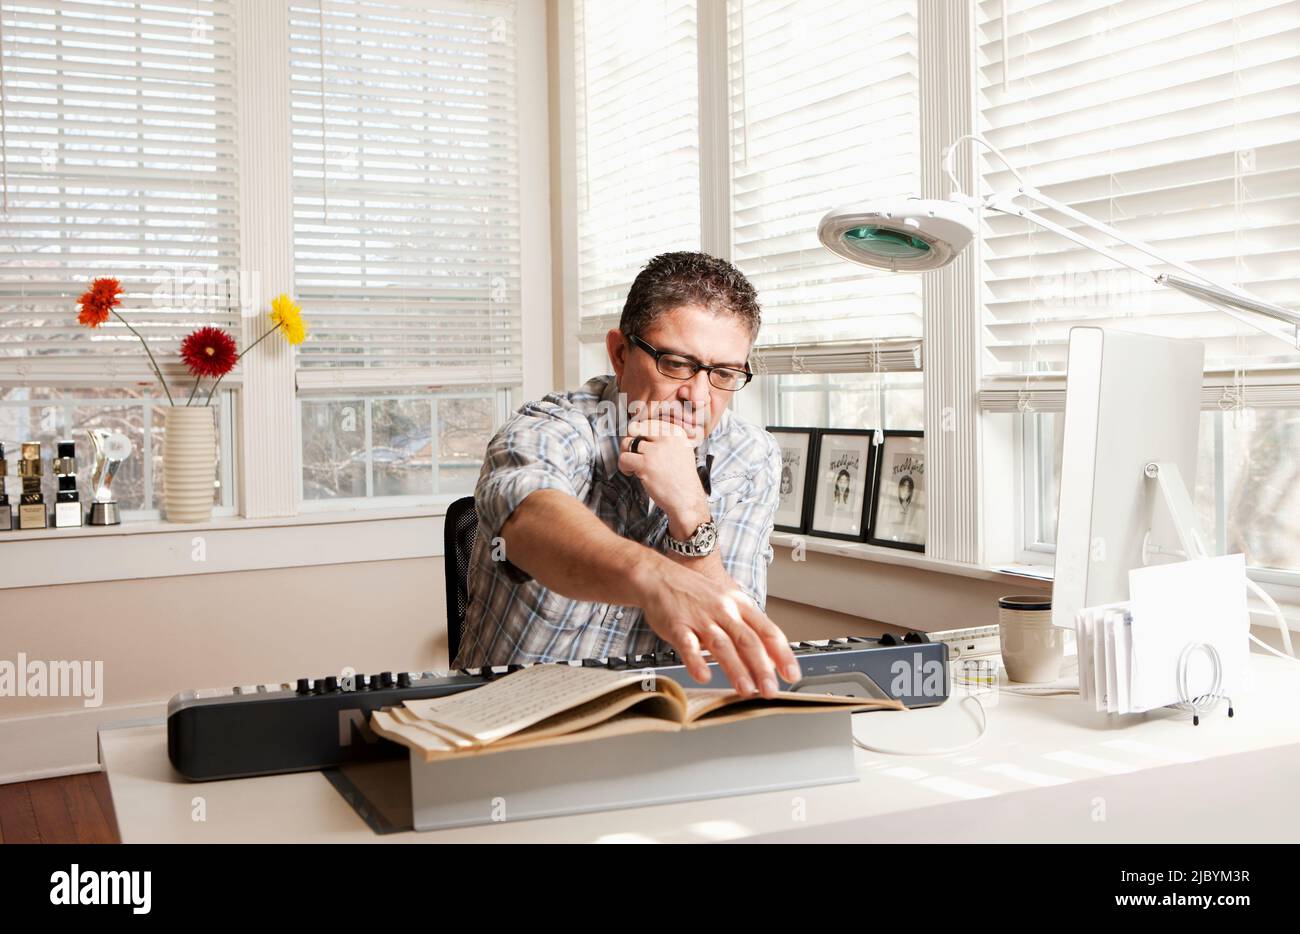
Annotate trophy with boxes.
[87,429,132,526]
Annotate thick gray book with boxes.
[407,707,862,830]
[366,663,899,831]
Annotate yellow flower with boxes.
[269,293,307,346]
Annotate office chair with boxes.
[443,495,479,667]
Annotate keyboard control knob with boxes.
[397,672,412,688]
[323,676,339,692]
[379,672,394,688]
[352,673,367,691]
[296,678,311,695]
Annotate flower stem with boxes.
[204,321,283,406]
[113,309,175,407]
[186,377,201,406]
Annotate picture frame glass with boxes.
[811,433,872,537]
[770,431,812,530]
[874,434,925,546]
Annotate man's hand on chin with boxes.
[616,416,710,538]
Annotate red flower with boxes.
[180,327,239,378]
[77,277,123,328]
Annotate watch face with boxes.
[695,520,718,555]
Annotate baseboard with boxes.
[0,700,164,785]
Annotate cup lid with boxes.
[998,594,1052,611]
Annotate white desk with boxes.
[99,654,1300,843]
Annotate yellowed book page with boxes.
[411,710,684,762]
[491,687,684,749]
[684,692,904,729]
[370,709,458,756]
[389,707,476,749]
[683,689,904,723]
[401,664,684,745]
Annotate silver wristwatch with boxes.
[665,517,718,557]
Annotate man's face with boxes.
[606,304,752,441]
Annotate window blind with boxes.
[727,0,922,348]
[978,0,1300,379]
[289,0,520,390]
[0,0,240,383]
[574,0,701,324]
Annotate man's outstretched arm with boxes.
[500,489,799,697]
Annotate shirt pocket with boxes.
[532,582,588,633]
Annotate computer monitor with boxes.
[1051,327,1206,629]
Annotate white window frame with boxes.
[557,0,1300,633]
[0,0,550,527]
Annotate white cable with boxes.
[1246,576,1295,659]
[1173,642,1231,726]
[851,695,989,756]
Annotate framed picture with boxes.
[766,427,817,534]
[867,430,925,552]
[808,429,877,541]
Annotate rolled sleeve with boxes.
[716,432,781,611]
[474,398,598,545]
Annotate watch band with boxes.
[665,517,718,557]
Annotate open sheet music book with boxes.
[370,664,904,762]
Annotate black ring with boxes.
[630,436,644,454]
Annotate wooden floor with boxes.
[0,772,121,844]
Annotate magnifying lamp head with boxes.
[817,197,977,272]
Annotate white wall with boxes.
[0,558,446,784]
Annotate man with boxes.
[454,252,800,698]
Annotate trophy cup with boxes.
[87,429,132,526]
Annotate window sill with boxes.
[769,532,1052,586]
[0,501,454,544]
[0,504,452,590]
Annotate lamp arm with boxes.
[982,193,1162,280]
[983,188,1300,346]
[943,134,1300,345]
[1020,186,1273,308]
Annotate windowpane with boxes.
[574,0,700,320]
[1029,408,1300,573]
[0,387,234,516]
[729,0,922,346]
[0,0,242,381]
[289,0,522,383]
[977,0,1300,376]
[372,399,434,498]
[300,400,367,501]
[1222,409,1300,571]
[300,391,501,503]
[438,396,495,495]
[770,373,923,430]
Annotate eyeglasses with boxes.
[627,334,753,391]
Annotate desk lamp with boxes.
[817,133,1300,348]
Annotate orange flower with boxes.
[77,277,123,328]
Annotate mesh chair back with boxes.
[443,496,479,666]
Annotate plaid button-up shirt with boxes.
[453,374,781,668]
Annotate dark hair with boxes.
[619,252,761,341]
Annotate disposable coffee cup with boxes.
[997,595,1063,683]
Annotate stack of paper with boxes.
[1074,555,1250,714]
